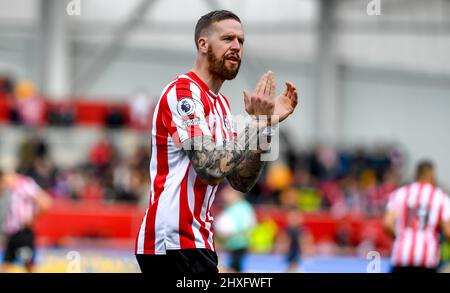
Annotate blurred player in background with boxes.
[275,206,314,272]
[283,206,304,272]
[135,10,298,274]
[384,161,450,273]
[0,169,52,272]
[215,185,256,272]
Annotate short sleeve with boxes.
[386,190,399,212]
[23,177,42,199]
[442,194,450,222]
[162,82,213,143]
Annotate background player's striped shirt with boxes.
[2,175,42,235]
[386,182,450,268]
[135,71,237,255]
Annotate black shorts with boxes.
[136,248,218,275]
[3,227,36,265]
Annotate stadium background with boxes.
[0,0,449,272]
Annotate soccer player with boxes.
[0,169,52,272]
[384,161,450,273]
[135,10,298,274]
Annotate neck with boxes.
[417,178,433,185]
[192,61,224,94]
[2,174,13,187]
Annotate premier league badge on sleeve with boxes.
[177,98,196,116]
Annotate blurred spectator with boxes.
[265,162,293,204]
[0,75,14,96]
[215,185,256,272]
[112,164,141,203]
[14,81,45,127]
[320,180,344,211]
[294,168,322,212]
[105,106,126,128]
[26,157,58,191]
[128,145,150,172]
[51,169,76,199]
[48,104,76,126]
[128,167,148,203]
[61,168,86,200]
[348,147,369,179]
[371,168,399,213]
[310,145,339,181]
[128,91,154,131]
[279,187,299,208]
[341,175,364,215]
[80,170,104,201]
[359,168,378,215]
[17,132,51,175]
[297,187,322,212]
[249,217,278,254]
[89,134,115,173]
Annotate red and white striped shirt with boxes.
[386,182,450,268]
[135,71,237,255]
[3,175,42,235]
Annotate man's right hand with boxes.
[243,71,276,118]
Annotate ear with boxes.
[197,37,208,54]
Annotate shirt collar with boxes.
[185,71,219,99]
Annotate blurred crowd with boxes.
[14,133,150,205]
[10,129,404,216]
[1,74,405,215]
[245,131,404,217]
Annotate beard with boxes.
[207,45,241,80]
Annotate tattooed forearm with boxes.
[182,119,269,188]
[226,149,265,193]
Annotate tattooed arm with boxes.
[182,71,298,191]
[182,118,269,191]
[225,148,266,193]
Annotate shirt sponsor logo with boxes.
[182,117,200,127]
